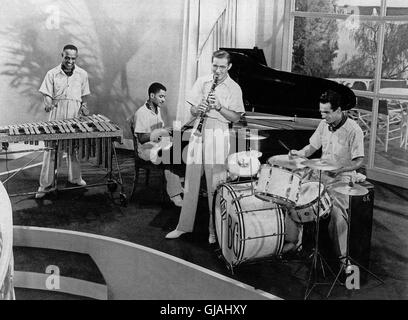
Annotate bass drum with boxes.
[213,181,286,269]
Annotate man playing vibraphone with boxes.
[35,44,91,199]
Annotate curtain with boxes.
[176,0,238,126]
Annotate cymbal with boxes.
[237,132,268,140]
[268,154,306,170]
[301,159,340,171]
[331,183,369,196]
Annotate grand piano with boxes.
[221,47,356,162]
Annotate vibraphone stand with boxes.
[45,140,127,207]
[2,141,126,207]
[1,143,53,188]
[0,115,126,206]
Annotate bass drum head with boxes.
[213,182,285,268]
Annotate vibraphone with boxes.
[0,114,126,205]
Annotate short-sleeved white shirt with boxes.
[309,117,365,168]
[133,103,165,160]
[186,74,245,123]
[39,65,90,120]
[39,65,90,102]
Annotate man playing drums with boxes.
[289,90,365,267]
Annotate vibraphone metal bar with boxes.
[0,115,127,206]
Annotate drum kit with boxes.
[213,145,382,298]
[215,152,338,272]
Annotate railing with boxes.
[0,182,15,300]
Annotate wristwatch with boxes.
[215,105,222,112]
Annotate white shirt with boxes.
[309,117,365,169]
[186,74,245,123]
[39,65,90,102]
[39,65,90,120]
[133,103,165,161]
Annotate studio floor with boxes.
[1,149,407,300]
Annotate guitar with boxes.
[148,128,173,165]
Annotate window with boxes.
[286,0,408,186]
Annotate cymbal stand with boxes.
[326,192,384,298]
[304,169,336,300]
[244,128,257,196]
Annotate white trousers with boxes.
[176,118,230,233]
[164,169,183,198]
[138,142,184,198]
[287,169,355,258]
[39,148,82,188]
[38,100,83,189]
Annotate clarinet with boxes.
[193,75,219,137]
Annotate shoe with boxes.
[35,186,53,199]
[170,194,183,207]
[208,233,216,244]
[69,179,87,186]
[165,229,186,239]
[337,257,349,284]
[35,188,47,199]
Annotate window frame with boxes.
[283,0,408,187]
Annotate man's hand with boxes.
[80,103,90,116]
[45,104,52,113]
[43,95,55,113]
[191,99,211,117]
[163,126,173,135]
[150,128,169,143]
[289,149,304,159]
[327,168,343,178]
[208,92,220,110]
[45,103,56,113]
[197,99,210,114]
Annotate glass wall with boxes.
[287,0,408,187]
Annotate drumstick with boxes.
[279,139,307,162]
[278,139,291,152]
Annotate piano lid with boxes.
[220,47,356,119]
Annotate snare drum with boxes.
[291,181,333,223]
[255,164,302,206]
[213,182,285,269]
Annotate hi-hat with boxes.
[301,159,340,171]
[268,154,306,170]
[331,183,369,196]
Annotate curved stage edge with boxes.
[13,226,281,300]
[0,182,15,300]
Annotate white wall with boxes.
[0,0,288,138]
[0,0,184,140]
